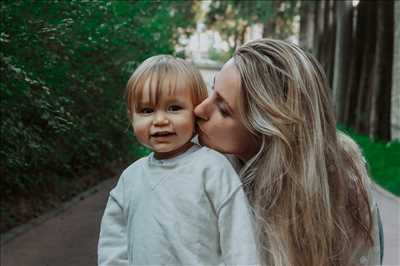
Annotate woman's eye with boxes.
[168,105,182,112]
[218,105,229,117]
[140,107,153,114]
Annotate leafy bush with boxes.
[0,1,196,197]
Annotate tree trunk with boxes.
[329,0,337,88]
[313,1,325,59]
[369,4,383,137]
[317,0,331,65]
[344,3,365,127]
[372,1,393,140]
[323,0,337,89]
[332,1,353,123]
[233,20,239,51]
[299,1,315,52]
[355,1,378,134]
[262,19,276,38]
[239,24,247,47]
[392,0,400,140]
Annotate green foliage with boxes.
[340,127,400,196]
[0,1,196,196]
[207,47,232,63]
[205,0,299,50]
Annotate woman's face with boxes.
[194,59,259,161]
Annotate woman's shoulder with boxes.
[337,131,370,183]
[337,132,383,264]
[337,131,365,162]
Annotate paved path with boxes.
[372,184,400,265]
[1,178,116,266]
[1,179,399,266]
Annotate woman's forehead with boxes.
[214,61,241,107]
[216,59,240,87]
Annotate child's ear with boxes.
[130,120,136,133]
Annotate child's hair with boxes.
[126,55,208,119]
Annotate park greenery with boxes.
[340,127,400,196]
[0,0,197,232]
[204,0,298,62]
[0,0,398,232]
[205,0,298,51]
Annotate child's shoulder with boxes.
[196,146,227,160]
[120,156,149,177]
[195,146,236,171]
[196,147,243,203]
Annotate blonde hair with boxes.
[126,55,208,119]
[234,39,373,266]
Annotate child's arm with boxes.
[202,149,258,264]
[98,177,128,266]
[217,185,259,265]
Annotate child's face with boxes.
[132,84,195,159]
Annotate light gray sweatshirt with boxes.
[98,145,259,265]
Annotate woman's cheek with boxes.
[209,121,238,153]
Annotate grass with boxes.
[340,127,400,196]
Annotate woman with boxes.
[194,39,382,265]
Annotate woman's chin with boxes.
[199,135,223,153]
[198,133,212,148]
[197,134,207,147]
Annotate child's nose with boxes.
[153,111,169,125]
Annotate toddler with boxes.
[98,55,258,265]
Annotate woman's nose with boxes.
[153,111,169,125]
[194,97,211,121]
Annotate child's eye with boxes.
[167,105,182,112]
[140,107,154,114]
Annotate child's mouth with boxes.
[151,131,175,137]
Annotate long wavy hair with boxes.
[234,39,374,266]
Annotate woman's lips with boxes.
[195,123,204,134]
[196,126,207,146]
[196,124,208,137]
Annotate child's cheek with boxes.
[180,113,195,137]
[132,118,151,144]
